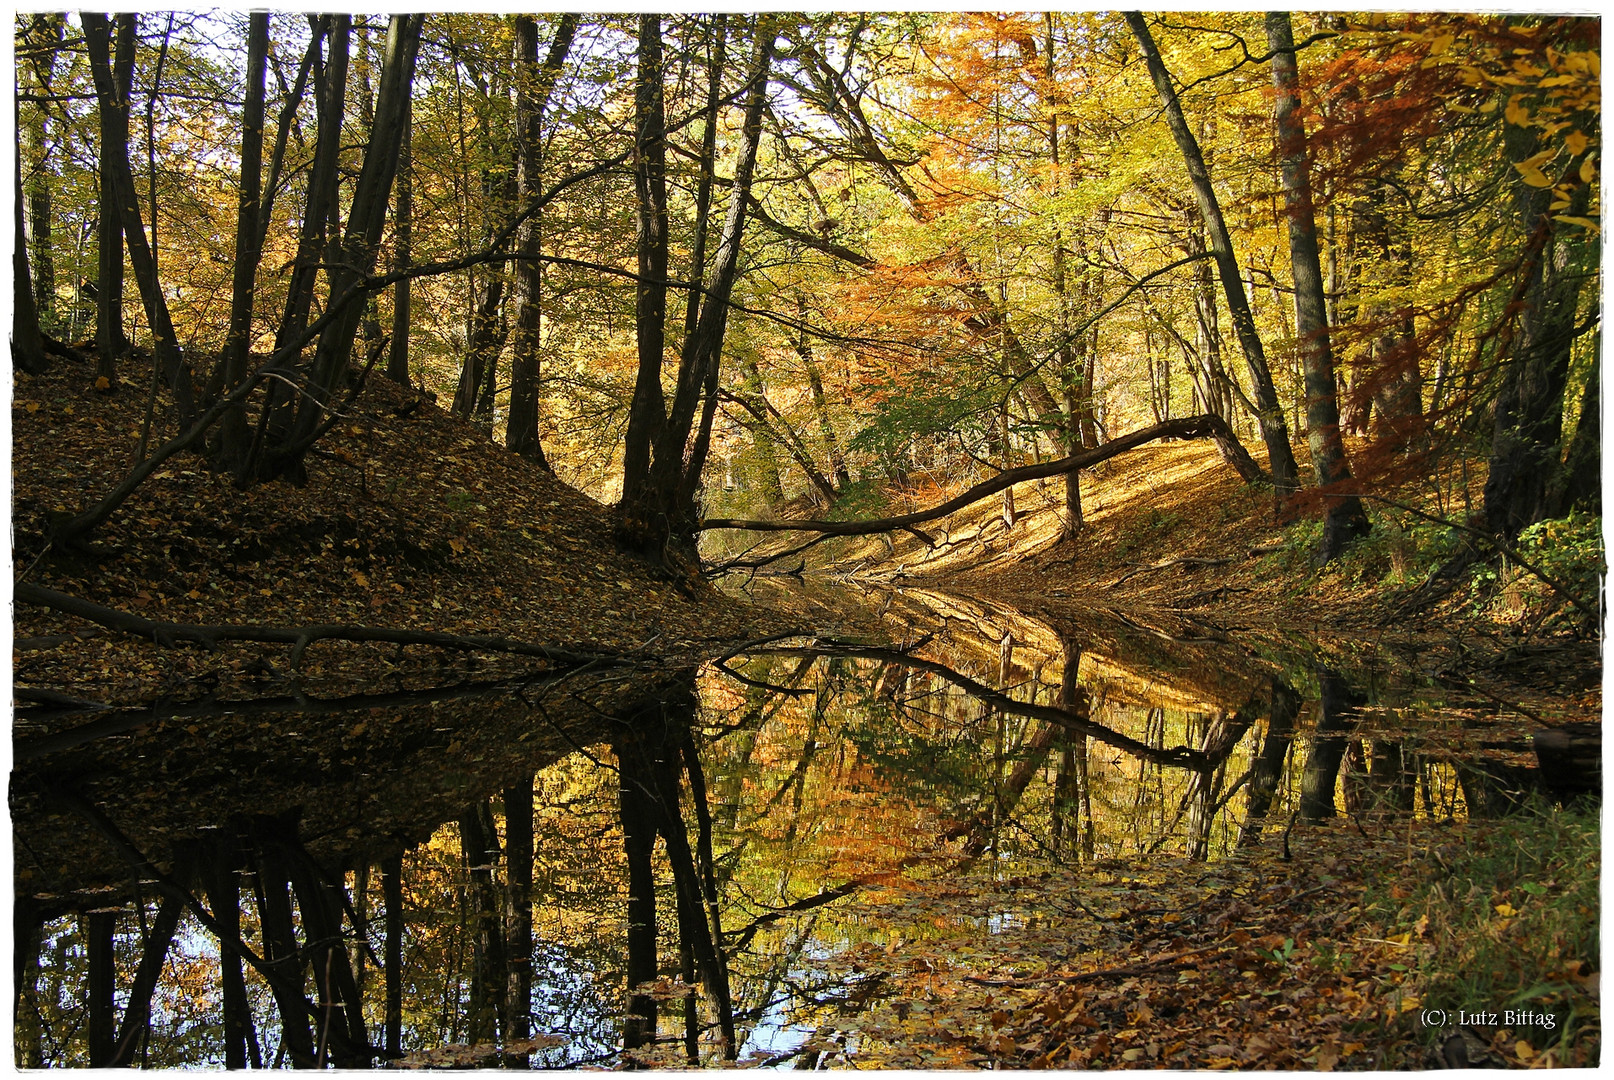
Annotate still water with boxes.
[12,585,1531,1067]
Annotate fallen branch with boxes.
[15,583,637,671]
[700,415,1249,537]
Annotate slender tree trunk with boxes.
[1125,12,1300,503]
[274,16,349,356]
[647,22,777,549]
[20,15,62,329]
[262,15,421,481]
[388,92,413,386]
[682,14,728,340]
[1549,357,1599,516]
[1483,134,1595,540]
[795,301,850,490]
[506,14,578,464]
[13,107,49,375]
[1266,12,1370,561]
[214,12,270,468]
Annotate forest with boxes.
[10,9,1603,1071]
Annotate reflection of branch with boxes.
[742,640,1209,769]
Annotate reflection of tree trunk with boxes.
[616,730,660,1051]
[203,834,252,1070]
[108,893,185,1067]
[87,910,117,1066]
[14,899,45,1068]
[1454,757,1534,819]
[281,845,369,1066]
[504,777,535,1051]
[1299,670,1359,822]
[459,800,506,1045]
[382,854,403,1059]
[1241,677,1299,846]
[253,831,317,1067]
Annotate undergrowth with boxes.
[1370,802,1600,1067]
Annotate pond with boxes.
[11,584,1557,1068]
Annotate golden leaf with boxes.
[1515,162,1553,187]
[1565,130,1589,156]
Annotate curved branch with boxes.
[700,414,1245,535]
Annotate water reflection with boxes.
[11,586,1568,1067]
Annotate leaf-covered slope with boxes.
[12,357,784,705]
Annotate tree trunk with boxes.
[260,15,421,481]
[1548,358,1599,516]
[1266,12,1370,561]
[20,15,62,329]
[618,15,673,552]
[505,14,578,464]
[1125,12,1300,504]
[795,302,850,491]
[682,14,728,340]
[214,12,270,469]
[619,18,776,560]
[1483,134,1595,540]
[93,14,135,378]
